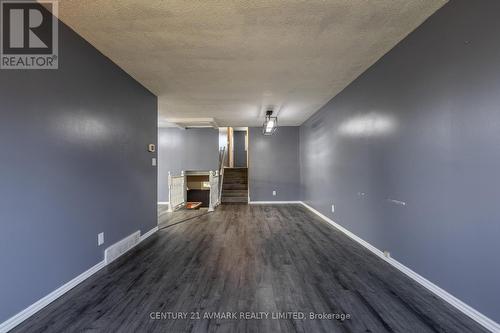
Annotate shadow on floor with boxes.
[158,204,211,229]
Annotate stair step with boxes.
[222,196,248,203]
[222,167,248,193]
[224,180,248,184]
[224,170,247,175]
[223,184,248,190]
[222,190,248,197]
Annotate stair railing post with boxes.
[218,148,226,205]
[214,170,220,207]
[167,171,173,212]
[209,170,215,212]
[181,170,186,206]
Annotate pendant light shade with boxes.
[262,110,278,135]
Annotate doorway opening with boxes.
[218,126,248,168]
[219,127,249,204]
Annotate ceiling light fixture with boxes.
[262,110,278,135]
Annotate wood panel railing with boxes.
[209,170,219,212]
[167,171,186,212]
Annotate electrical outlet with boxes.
[331,204,335,213]
[152,157,157,166]
[272,190,277,196]
[98,232,104,246]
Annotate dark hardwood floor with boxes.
[12,204,487,332]
[158,204,209,229]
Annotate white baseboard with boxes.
[300,201,500,332]
[157,202,169,205]
[0,260,105,333]
[249,201,302,204]
[140,226,158,242]
[0,226,159,333]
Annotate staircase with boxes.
[221,168,248,203]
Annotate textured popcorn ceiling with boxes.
[56,0,446,126]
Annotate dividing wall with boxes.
[0,20,157,323]
[249,127,300,202]
[233,130,247,168]
[299,0,500,321]
[158,128,219,202]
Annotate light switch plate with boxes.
[152,157,157,166]
[331,204,335,213]
[272,190,277,196]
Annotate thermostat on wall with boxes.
[148,144,156,152]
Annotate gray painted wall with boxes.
[233,130,247,168]
[0,22,157,322]
[300,0,500,321]
[249,127,300,201]
[158,128,219,202]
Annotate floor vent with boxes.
[104,231,140,264]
